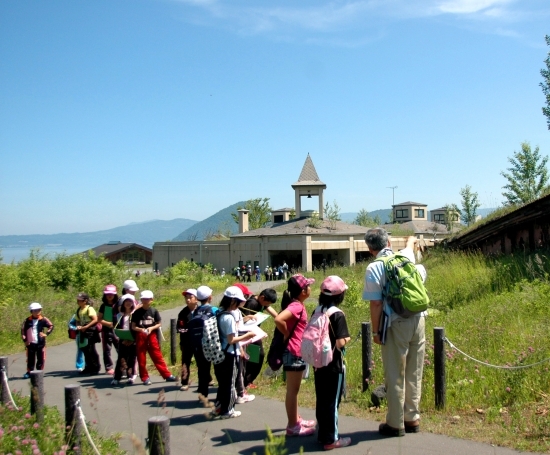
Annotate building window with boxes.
[414,209,425,218]
[395,209,408,219]
[434,214,444,222]
[273,215,283,223]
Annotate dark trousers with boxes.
[194,348,213,397]
[26,343,46,372]
[101,329,119,370]
[214,354,238,414]
[314,367,345,445]
[243,340,265,387]
[236,354,245,397]
[114,342,136,380]
[82,341,100,374]
[180,339,195,386]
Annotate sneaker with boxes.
[180,385,189,391]
[77,368,84,373]
[323,437,351,450]
[221,410,242,419]
[127,375,137,385]
[106,369,115,375]
[111,379,119,386]
[286,422,315,437]
[208,380,216,386]
[23,372,30,379]
[298,416,316,428]
[378,423,405,437]
[143,378,152,385]
[404,420,420,433]
[165,375,177,382]
[236,393,255,404]
[246,383,258,390]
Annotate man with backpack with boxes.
[363,230,428,438]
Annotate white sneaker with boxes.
[127,375,137,385]
[221,410,242,419]
[111,379,119,386]
[236,394,255,404]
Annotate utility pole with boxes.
[387,186,397,206]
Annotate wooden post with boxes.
[434,327,446,410]
[148,415,170,455]
[362,322,372,392]
[0,357,9,405]
[65,384,82,455]
[170,319,177,366]
[30,370,45,422]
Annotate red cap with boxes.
[233,283,252,296]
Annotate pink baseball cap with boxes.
[321,275,348,296]
[291,274,315,290]
[103,284,117,295]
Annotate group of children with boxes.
[21,273,352,450]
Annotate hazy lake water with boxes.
[1,246,95,263]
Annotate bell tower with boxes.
[291,154,326,219]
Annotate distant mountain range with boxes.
[173,202,245,241]
[0,206,498,251]
[0,219,198,249]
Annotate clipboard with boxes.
[246,344,261,363]
[103,305,113,322]
[114,329,134,341]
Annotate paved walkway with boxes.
[4,282,541,454]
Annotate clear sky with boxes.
[1,0,549,235]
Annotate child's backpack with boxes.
[202,311,229,364]
[187,305,216,351]
[301,305,342,368]
[375,253,429,317]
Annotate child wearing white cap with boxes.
[131,290,177,385]
[21,302,54,379]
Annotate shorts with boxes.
[282,350,306,372]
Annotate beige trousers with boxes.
[381,315,425,429]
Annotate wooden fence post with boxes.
[0,357,9,405]
[434,327,446,410]
[65,384,82,454]
[148,415,170,455]
[170,319,177,366]
[30,370,45,422]
[362,322,372,392]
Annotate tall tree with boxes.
[541,35,550,130]
[501,142,549,205]
[354,209,374,227]
[231,198,272,230]
[443,203,461,232]
[459,185,481,226]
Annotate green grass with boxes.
[239,253,550,453]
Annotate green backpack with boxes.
[375,254,429,317]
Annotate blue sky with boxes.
[1,0,549,235]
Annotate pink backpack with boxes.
[301,305,342,368]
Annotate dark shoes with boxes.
[165,375,177,382]
[379,423,405,437]
[404,420,420,433]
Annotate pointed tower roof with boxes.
[292,154,325,186]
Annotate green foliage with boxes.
[541,35,550,131]
[306,212,322,228]
[501,142,549,205]
[354,208,377,227]
[0,392,125,454]
[231,198,272,230]
[324,200,341,230]
[443,203,461,232]
[459,185,480,226]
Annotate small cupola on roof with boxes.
[291,154,327,219]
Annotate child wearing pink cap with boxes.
[98,284,120,375]
[313,275,351,450]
